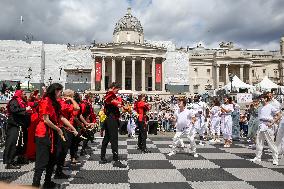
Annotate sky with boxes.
[0,0,283,50]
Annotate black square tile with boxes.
[97,145,127,149]
[234,153,271,160]
[164,153,206,160]
[128,148,160,154]
[155,144,172,148]
[0,171,28,183]
[209,159,264,168]
[150,137,172,141]
[178,168,241,181]
[247,181,284,189]
[71,170,128,184]
[129,160,175,169]
[130,182,193,189]
[88,154,128,161]
[127,141,153,145]
[196,148,226,153]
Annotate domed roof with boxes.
[113,8,143,35]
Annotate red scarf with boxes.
[7,90,26,116]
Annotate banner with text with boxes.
[237,93,253,103]
[95,61,102,82]
[156,64,162,83]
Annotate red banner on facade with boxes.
[95,61,102,82]
[156,64,162,83]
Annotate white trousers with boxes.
[256,129,278,161]
[171,127,196,154]
[276,124,284,155]
[195,115,205,136]
[127,119,136,136]
[211,117,221,136]
[223,115,232,140]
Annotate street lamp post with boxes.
[229,73,233,93]
[25,67,32,91]
[48,77,53,86]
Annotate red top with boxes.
[59,98,75,131]
[35,97,61,137]
[134,101,150,122]
[80,100,97,123]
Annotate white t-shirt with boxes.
[259,103,278,121]
[259,103,278,131]
[270,99,281,112]
[174,108,195,131]
[210,106,221,118]
[221,104,234,115]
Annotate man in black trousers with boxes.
[100,82,127,168]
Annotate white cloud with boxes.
[0,0,283,50]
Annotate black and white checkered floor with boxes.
[1,136,284,189]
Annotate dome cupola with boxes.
[113,8,144,44]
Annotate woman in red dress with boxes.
[32,83,77,188]
[25,89,41,161]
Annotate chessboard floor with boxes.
[1,135,284,189]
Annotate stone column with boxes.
[248,65,253,84]
[152,57,156,91]
[122,57,126,90]
[240,64,244,81]
[91,55,96,90]
[162,58,166,92]
[111,56,116,82]
[132,57,136,91]
[225,64,229,84]
[141,57,146,91]
[216,64,220,89]
[101,56,105,91]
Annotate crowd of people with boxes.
[1,82,284,188]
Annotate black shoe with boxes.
[43,181,61,189]
[141,149,151,153]
[5,164,21,169]
[17,156,29,165]
[99,158,108,164]
[85,145,92,150]
[113,161,127,168]
[54,172,70,179]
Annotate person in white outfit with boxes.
[168,97,198,157]
[251,93,281,165]
[192,96,206,146]
[221,96,234,147]
[210,99,221,143]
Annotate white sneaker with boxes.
[209,139,216,143]
[167,151,175,156]
[169,144,173,148]
[250,157,261,163]
[193,153,198,158]
[273,159,279,166]
[199,142,205,146]
[215,139,221,143]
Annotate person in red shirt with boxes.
[32,83,77,188]
[134,94,151,153]
[54,89,80,179]
[25,89,41,161]
[100,82,127,168]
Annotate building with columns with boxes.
[88,8,167,93]
[188,41,284,94]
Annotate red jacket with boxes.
[134,101,150,122]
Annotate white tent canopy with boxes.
[223,75,254,91]
[255,76,279,90]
